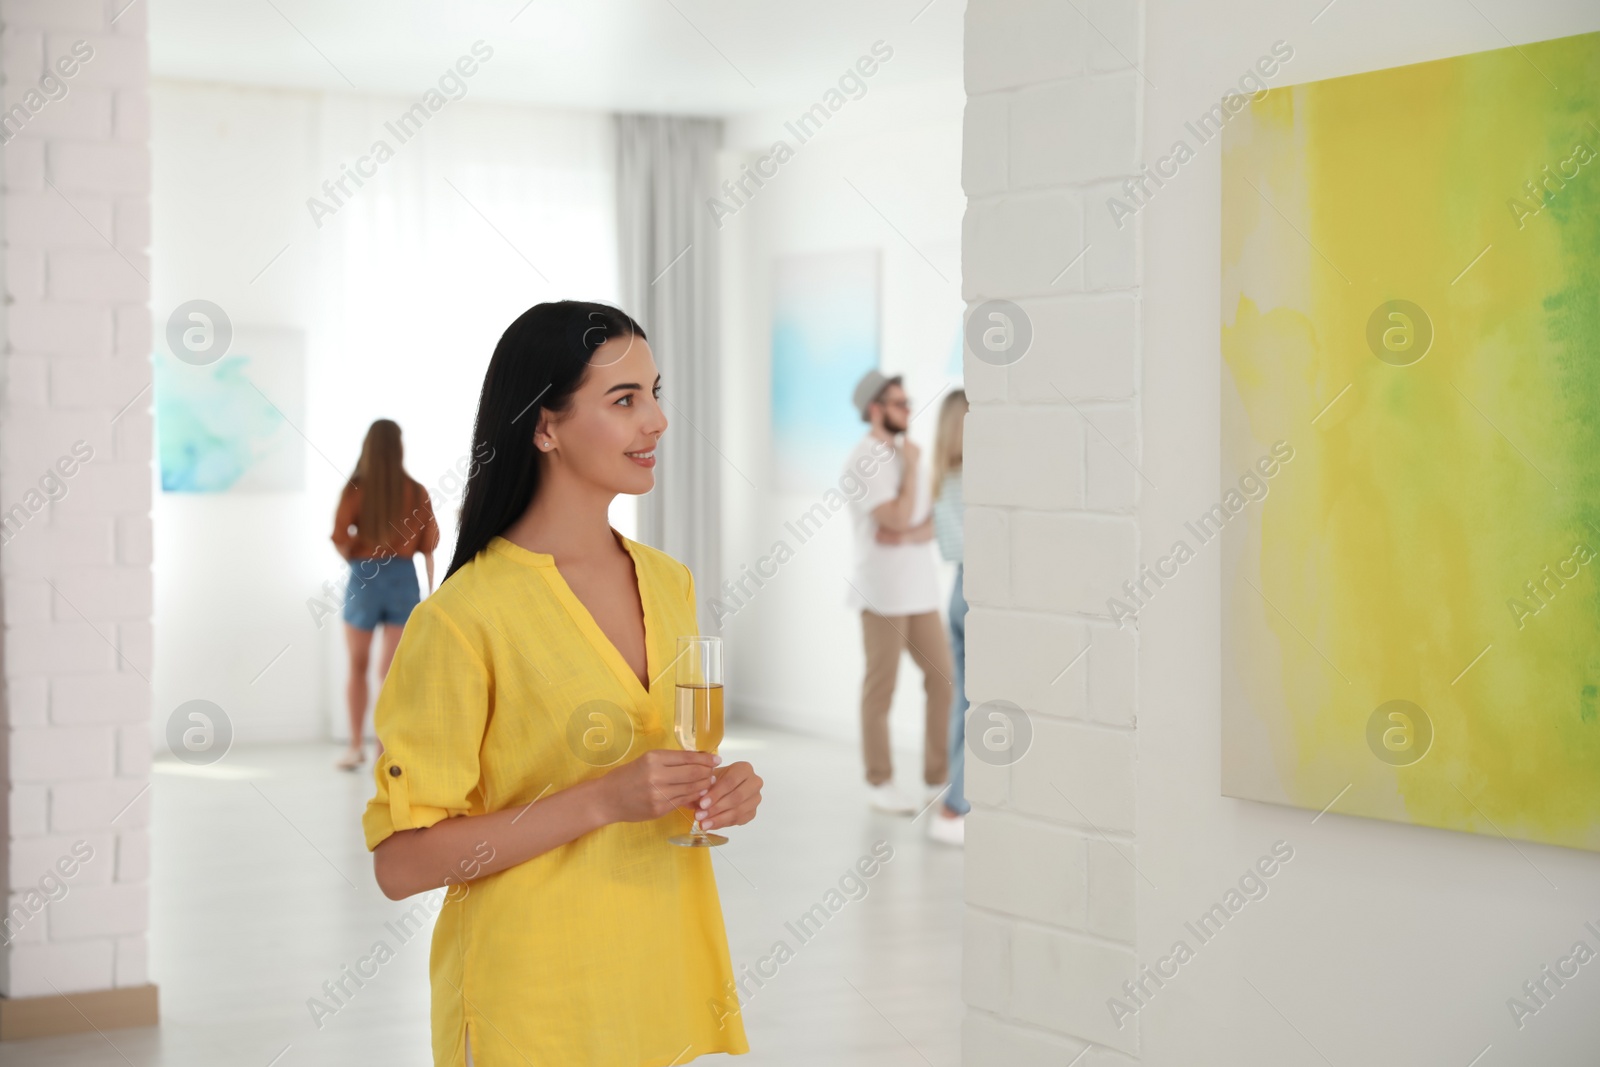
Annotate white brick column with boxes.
[0,0,157,1039]
[961,1,1142,1062]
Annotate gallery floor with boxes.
[9,724,964,1066]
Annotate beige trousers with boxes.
[859,610,953,787]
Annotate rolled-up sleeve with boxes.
[362,599,489,850]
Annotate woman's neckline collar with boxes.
[488,529,636,568]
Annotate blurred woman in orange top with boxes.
[331,419,439,770]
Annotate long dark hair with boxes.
[347,418,415,542]
[445,301,647,581]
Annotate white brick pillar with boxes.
[961,1,1143,1062]
[0,0,157,1039]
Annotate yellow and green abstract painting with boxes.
[1220,31,1600,852]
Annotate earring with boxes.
[539,440,552,450]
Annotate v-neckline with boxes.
[538,530,656,701]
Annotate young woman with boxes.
[364,301,763,1066]
[929,390,968,844]
[331,418,438,771]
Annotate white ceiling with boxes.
[149,0,965,116]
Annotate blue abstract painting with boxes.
[156,330,305,492]
[770,250,880,492]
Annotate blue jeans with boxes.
[946,564,970,816]
[342,556,420,631]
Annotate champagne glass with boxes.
[670,635,728,847]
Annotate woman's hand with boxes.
[690,761,763,832]
[600,749,718,824]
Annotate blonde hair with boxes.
[931,389,967,499]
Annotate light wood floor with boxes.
[8,724,964,1066]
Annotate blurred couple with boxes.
[845,371,969,846]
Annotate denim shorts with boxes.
[342,556,421,631]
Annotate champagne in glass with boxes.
[670,636,728,847]
[675,683,724,753]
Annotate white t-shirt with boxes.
[844,433,941,617]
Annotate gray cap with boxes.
[851,370,901,421]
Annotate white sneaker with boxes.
[927,812,965,846]
[868,782,919,814]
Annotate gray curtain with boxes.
[616,114,723,623]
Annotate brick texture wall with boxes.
[1,0,153,999]
[960,0,1143,1062]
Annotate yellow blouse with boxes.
[363,534,750,1066]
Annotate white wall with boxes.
[715,79,968,759]
[958,1,1600,1065]
[1,0,156,1003]
[1139,3,1600,1065]
[150,82,621,748]
[957,0,1145,1059]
